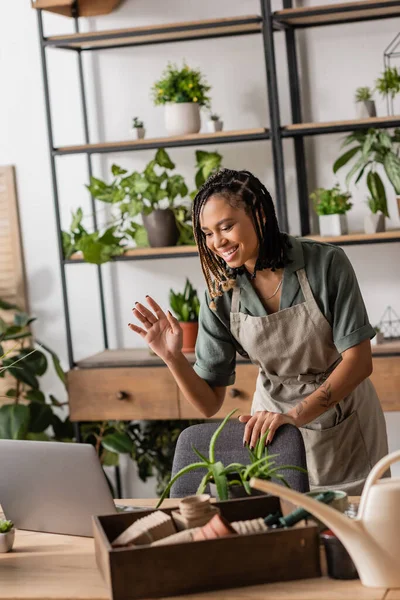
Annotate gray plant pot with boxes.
[356,100,376,119]
[364,212,385,234]
[142,208,179,248]
[209,481,266,500]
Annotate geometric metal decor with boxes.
[384,32,400,116]
[378,305,400,340]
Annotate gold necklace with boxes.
[264,278,283,300]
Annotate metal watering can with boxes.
[250,450,400,588]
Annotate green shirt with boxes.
[194,235,375,387]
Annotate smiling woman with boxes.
[129,168,389,495]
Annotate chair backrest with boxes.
[170,421,309,498]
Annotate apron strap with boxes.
[297,268,317,306]
[231,284,240,313]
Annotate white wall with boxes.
[1,0,399,494]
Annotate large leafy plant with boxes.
[152,62,211,107]
[0,299,73,442]
[83,419,202,496]
[310,184,352,216]
[333,128,400,218]
[156,409,306,507]
[169,278,200,322]
[62,149,223,264]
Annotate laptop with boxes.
[0,439,148,537]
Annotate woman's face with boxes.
[200,194,259,270]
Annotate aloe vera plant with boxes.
[156,409,307,506]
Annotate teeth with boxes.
[222,246,238,258]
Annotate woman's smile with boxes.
[200,195,259,270]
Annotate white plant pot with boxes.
[164,102,201,136]
[0,529,15,553]
[364,212,385,234]
[397,195,400,219]
[371,331,384,346]
[356,100,376,119]
[318,214,348,237]
[131,127,145,139]
[206,120,223,133]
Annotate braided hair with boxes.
[192,168,290,308]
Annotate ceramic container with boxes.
[132,127,145,139]
[0,528,15,553]
[319,214,348,237]
[164,102,201,136]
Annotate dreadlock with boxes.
[192,168,290,309]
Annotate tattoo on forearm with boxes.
[295,399,308,416]
[318,381,334,408]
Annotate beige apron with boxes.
[230,268,389,495]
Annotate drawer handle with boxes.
[229,388,241,398]
[116,391,128,401]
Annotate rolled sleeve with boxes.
[193,291,236,387]
[327,248,375,353]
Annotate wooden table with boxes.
[0,499,398,600]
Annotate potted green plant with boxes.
[333,128,400,227]
[156,409,306,507]
[0,519,14,553]
[206,112,223,133]
[0,299,73,444]
[169,278,200,353]
[375,66,400,116]
[152,62,211,136]
[355,86,376,119]
[310,184,352,236]
[131,116,145,139]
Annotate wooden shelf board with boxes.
[283,116,400,136]
[75,341,400,369]
[45,16,262,49]
[67,245,198,263]
[32,0,122,17]
[66,230,400,264]
[305,230,400,245]
[55,128,269,156]
[274,0,400,27]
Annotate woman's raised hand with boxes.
[128,296,183,361]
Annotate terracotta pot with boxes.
[180,321,198,353]
[142,209,179,248]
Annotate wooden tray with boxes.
[93,496,321,599]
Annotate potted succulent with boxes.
[152,62,211,136]
[375,66,400,116]
[355,86,376,119]
[206,112,223,133]
[169,278,200,353]
[0,519,15,553]
[156,409,306,507]
[310,184,352,236]
[131,116,145,139]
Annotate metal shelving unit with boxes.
[35,0,400,370]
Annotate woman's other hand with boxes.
[239,411,296,448]
[128,296,183,362]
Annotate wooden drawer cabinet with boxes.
[179,364,258,419]
[68,367,179,421]
[67,349,400,422]
[371,356,400,411]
